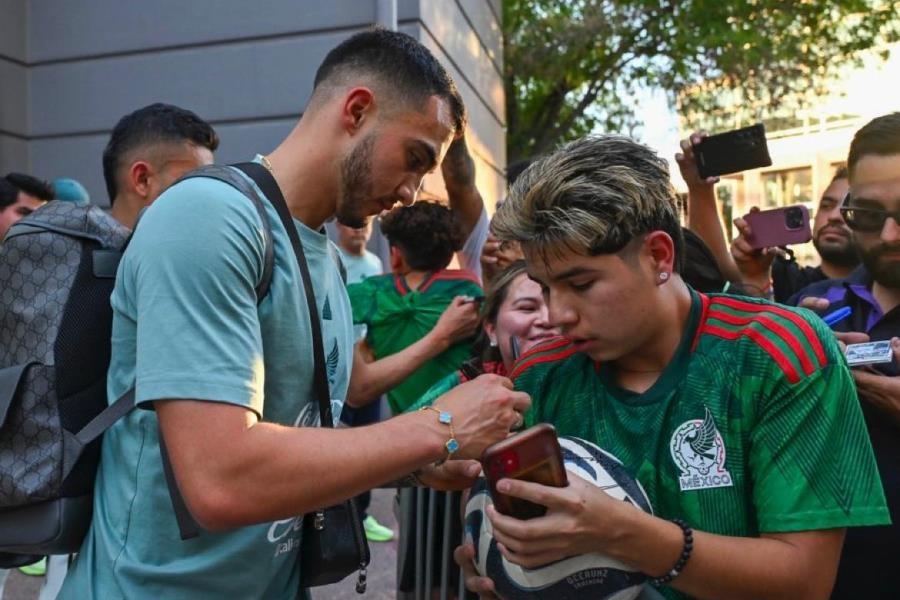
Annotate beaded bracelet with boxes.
[650,518,693,586]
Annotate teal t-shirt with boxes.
[338,247,382,284]
[59,166,354,599]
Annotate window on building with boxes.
[762,167,813,208]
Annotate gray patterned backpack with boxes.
[0,166,281,566]
[0,201,130,566]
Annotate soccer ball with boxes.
[465,436,653,600]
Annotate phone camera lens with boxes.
[785,207,805,230]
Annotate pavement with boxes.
[2,489,402,600]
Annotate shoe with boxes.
[19,556,47,576]
[363,515,395,542]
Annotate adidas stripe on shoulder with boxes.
[510,336,578,381]
[700,294,828,384]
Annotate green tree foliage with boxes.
[504,0,900,164]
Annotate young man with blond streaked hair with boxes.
[455,135,889,600]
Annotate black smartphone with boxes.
[693,123,772,178]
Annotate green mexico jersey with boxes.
[348,269,482,414]
[513,291,889,599]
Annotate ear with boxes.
[128,161,153,199]
[644,231,676,282]
[340,87,376,135]
[388,245,404,273]
[483,320,497,344]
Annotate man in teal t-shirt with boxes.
[61,171,356,597]
[60,30,530,599]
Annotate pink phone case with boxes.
[743,206,811,249]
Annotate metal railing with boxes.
[396,487,472,600]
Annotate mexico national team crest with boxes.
[670,407,733,491]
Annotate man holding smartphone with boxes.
[456,135,888,600]
[731,166,859,302]
[788,112,900,599]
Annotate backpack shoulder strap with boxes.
[174,165,275,302]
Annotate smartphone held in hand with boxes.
[692,123,772,178]
[481,423,567,520]
[743,205,812,249]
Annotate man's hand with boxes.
[481,233,524,282]
[487,473,639,569]
[416,460,482,491]
[441,133,483,237]
[429,296,481,348]
[834,330,870,353]
[675,132,720,191]
[798,296,831,312]
[731,207,782,292]
[454,542,499,599]
[432,374,531,460]
[853,337,900,426]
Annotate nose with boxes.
[881,216,900,242]
[533,303,552,328]
[827,205,845,223]
[546,292,577,330]
[397,176,423,207]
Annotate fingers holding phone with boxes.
[675,131,720,189]
[743,206,812,250]
[486,472,636,570]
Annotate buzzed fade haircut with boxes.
[102,103,219,204]
[311,27,466,134]
[847,111,900,180]
[492,135,684,271]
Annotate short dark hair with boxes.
[102,103,219,204]
[313,28,465,134]
[381,201,465,271]
[831,165,849,183]
[848,112,900,179]
[0,177,18,209]
[4,172,55,201]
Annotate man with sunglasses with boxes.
[790,112,900,600]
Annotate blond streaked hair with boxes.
[492,135,684,269]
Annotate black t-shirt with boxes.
[790,268,899,599]
[771,255,827,304]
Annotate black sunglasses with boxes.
[840,193,900,233]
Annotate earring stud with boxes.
[659,272,670,281]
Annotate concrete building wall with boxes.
[0,0,28,173]
[1,0,505,209]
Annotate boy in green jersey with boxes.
[349,201,483,413]
[456,135,890,600]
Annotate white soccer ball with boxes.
[465,436,653,600]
